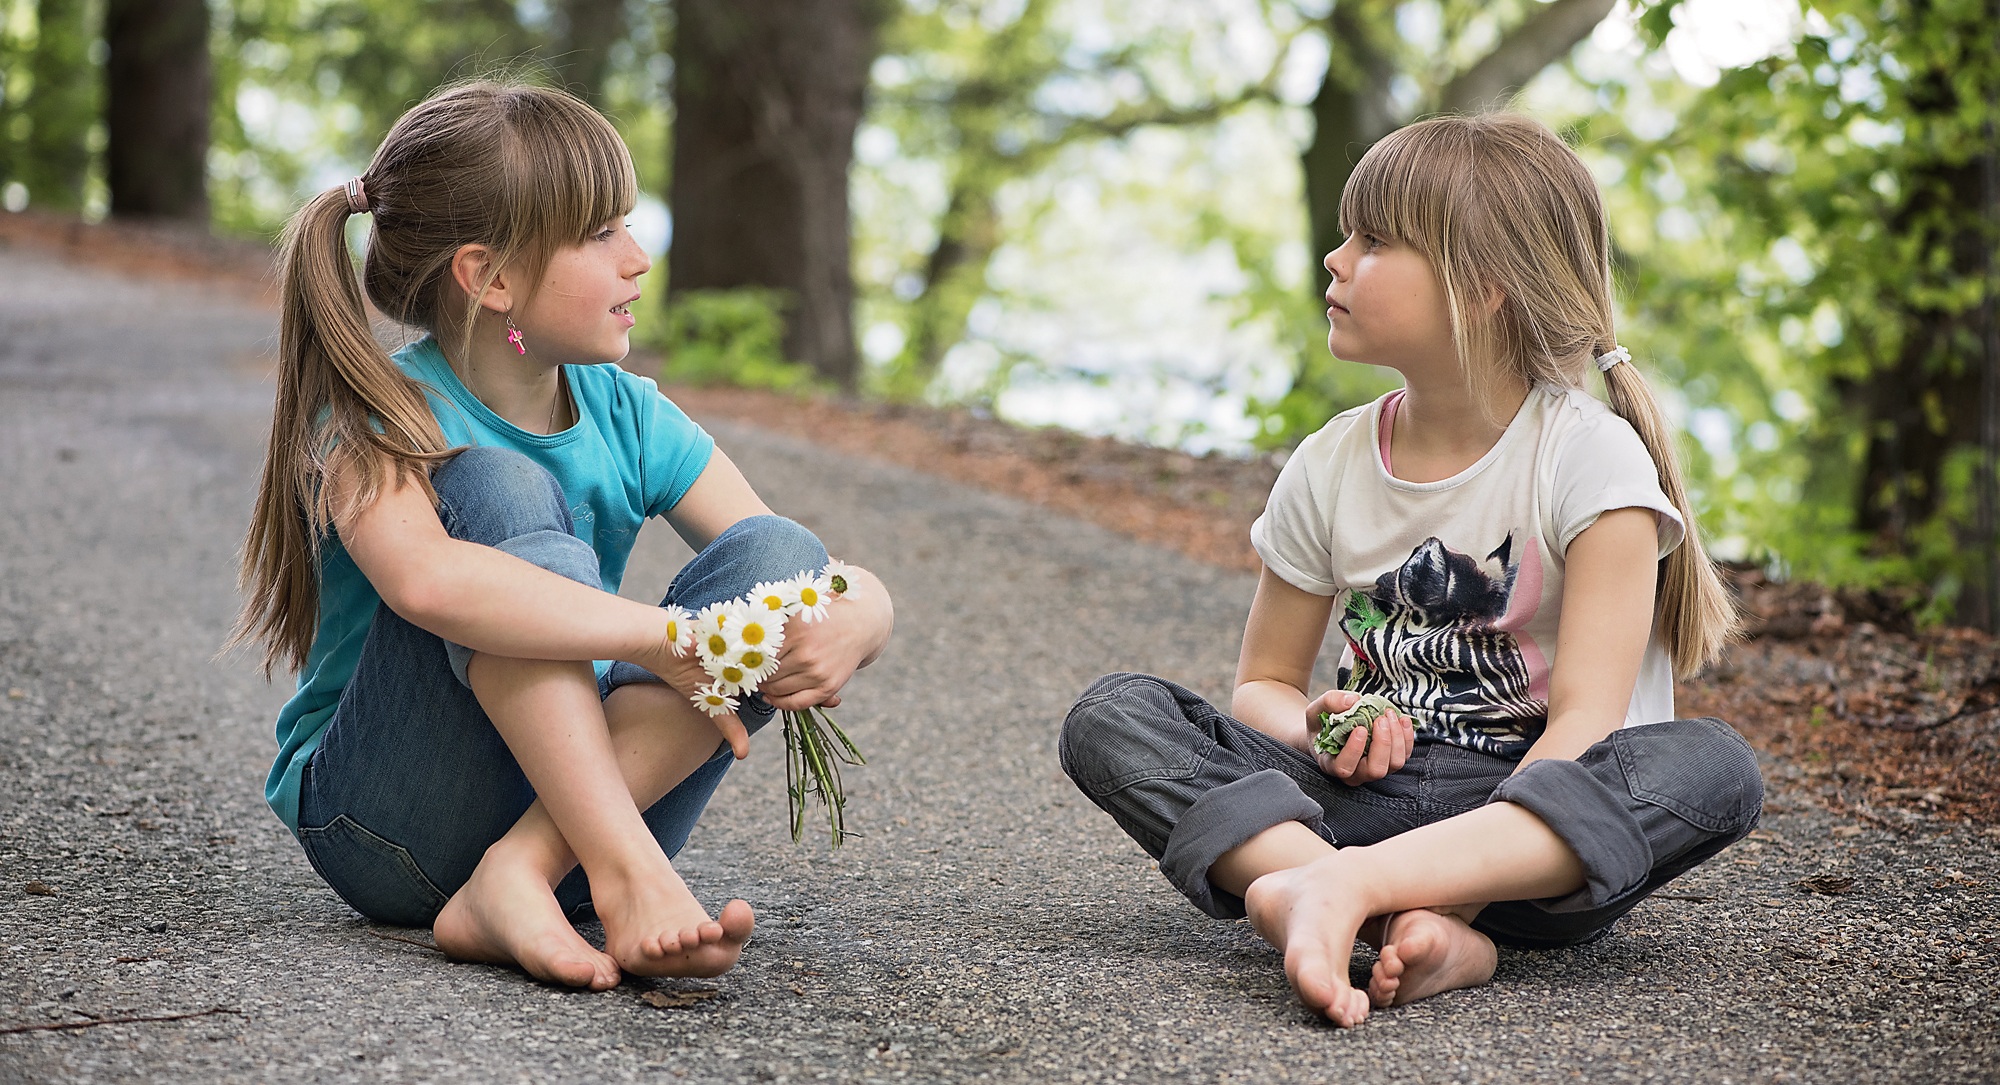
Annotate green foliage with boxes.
[646,289,825,393]
[861,0,1298,402]
[0,0,101,214]
[1612,0,2000,618]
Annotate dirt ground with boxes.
[8,207,1993,829]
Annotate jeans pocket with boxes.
[1060,690,1204,800]
[298,815,451,927]
[1611,719,1761,834]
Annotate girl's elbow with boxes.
[375,568,455,629]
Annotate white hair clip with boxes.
[1595,346,1631,372]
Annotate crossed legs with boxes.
[432,659,753,988]
[1212,807,1582,1026]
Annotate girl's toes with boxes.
[1338,990,1371,1027]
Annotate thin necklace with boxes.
[547,366,564,433]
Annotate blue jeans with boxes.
[295,447,828,927]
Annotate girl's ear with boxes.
[1483,284,1505,317]
[450,243,514,314]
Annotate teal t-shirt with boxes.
[264,337,715,833]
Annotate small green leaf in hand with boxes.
[1314,694,1396,758]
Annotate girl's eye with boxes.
[1363,233,1385,250]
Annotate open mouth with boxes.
[610,302,631,315]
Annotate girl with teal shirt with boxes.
[234,81,895,991]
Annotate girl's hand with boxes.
[758,610,865,711]
[759,564,894,711]
[1306,690,1416,786]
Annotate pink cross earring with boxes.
[505,316,527,355]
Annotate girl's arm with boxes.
[663,450,895,712]
[334,464,675,670]
[1522,506,1661,770]
[1233,567,1413,784]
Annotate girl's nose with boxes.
[1323,246,1347,282]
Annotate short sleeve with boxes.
[633,376,716,517]
[1249,429,1340,596]
[1550,413,1685,559]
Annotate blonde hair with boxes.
[1340,113,1737,676]
[232,80,638,675]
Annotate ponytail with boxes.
[228,81,639,675]
[228,184,453,676]
[1598,354,1740,676]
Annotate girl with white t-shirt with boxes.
[1059,113,1760,1027]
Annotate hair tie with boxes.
[343,177,369,214]
[1594,346,1630,372]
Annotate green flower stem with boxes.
[782,705,867,846]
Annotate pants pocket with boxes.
[1612,718,1762,834]
[298,815,451,927]
[1060,683,1204,799]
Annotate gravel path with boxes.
[2,245,1996,1083]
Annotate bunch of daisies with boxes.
[664,560,865,845]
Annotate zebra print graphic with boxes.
[1337,533,1547,757]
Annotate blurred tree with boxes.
[1301,0,1616,291]
[13,0,97,212]
[552,0,626,107]
[669,0,884,388]
[870,0,1295,400]
[103,0,208,222]
[1620,0,2000,626]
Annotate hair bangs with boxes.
[503,89,638,252]
[1337,122,1464,261]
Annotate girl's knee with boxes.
[1621,717,1764,838]
[1059,673,1197,793]
[432,447,572,545]
[712,514,829,581]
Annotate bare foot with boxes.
[1367,909,1497,1008]
[592,859,755,978]
[1243,854,1373,1027]
[434,850,621,991]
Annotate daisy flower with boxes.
[660,605,692,658]
[690,682,739,717]
[823,559,859,596]
[693,602,750,663]
[708,660,751,692]
[732,643,783,685]
[734,609,785,655]
[791,572,834,623]
[749,580,795,616]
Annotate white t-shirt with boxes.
[1250,384,1686,758]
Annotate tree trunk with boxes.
[1299,2,1399,297]
[668,0,879,387]
[554,0,627,107]
[22,0,96,213]
[103,0,208,224]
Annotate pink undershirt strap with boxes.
[1378,389,1405,473]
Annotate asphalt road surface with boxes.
[2,244,1996,1083]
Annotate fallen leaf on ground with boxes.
[23,881,53,896]
[638,988,721,1009]
[1795,875,1856,895]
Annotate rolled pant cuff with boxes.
[1488,757,1652,912]
[1161,768,1324,919]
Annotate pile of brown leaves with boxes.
[1683,569,2000,825]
